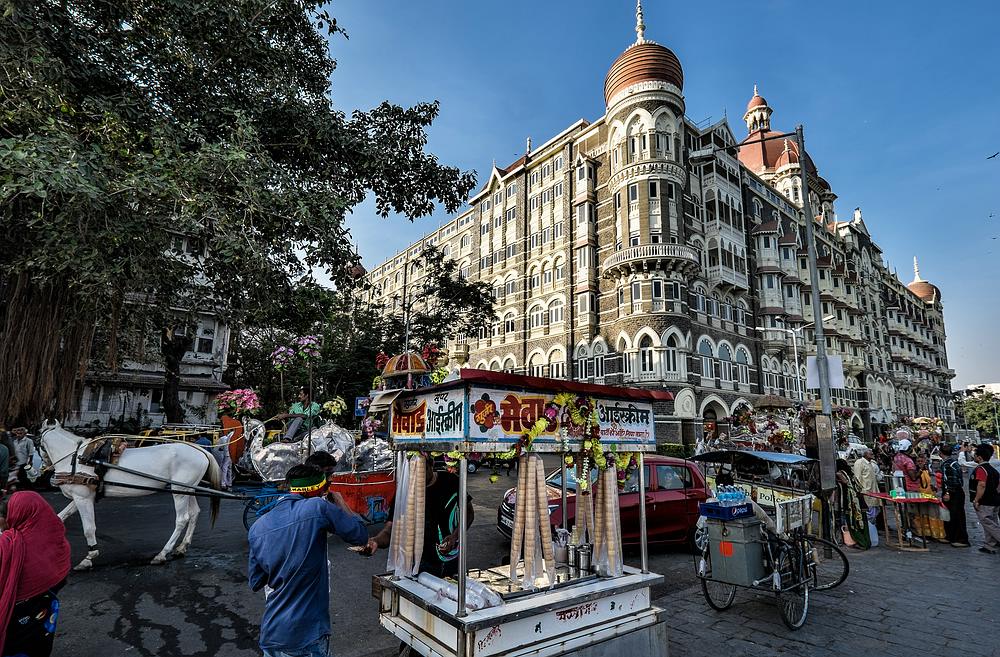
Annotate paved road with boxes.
[44,471,1000,657]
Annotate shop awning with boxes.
[368,389,404,414]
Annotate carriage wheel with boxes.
[243,494,283,531]
[776,549,809,630]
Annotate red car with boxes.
[496,455,708,546]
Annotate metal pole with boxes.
[637,453,648,573]
[797,125,832,417]
[457,456,468,617]
[797,125,836,552]
[560,456,568,531]
[791,329,803,402]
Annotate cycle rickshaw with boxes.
[690,450,849,629]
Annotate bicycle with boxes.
[698,521,812,630]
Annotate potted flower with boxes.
[215,388,261,419]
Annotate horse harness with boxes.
[50,436,127,491]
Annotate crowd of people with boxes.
[833,432,1000,555]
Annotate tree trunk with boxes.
[161,327,192,424]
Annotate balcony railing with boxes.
[706,264,749,289]
[602,243,700,276]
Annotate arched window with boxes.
[442,245,452,257]
[549,351,566,379]
[593,343,607,379]
[502,357,516,373]
[529,353,545,378]
[505,276,517,296]
[460,234,471,249]
[665,334,680,373]
[639,335,655,374]
[698,339,714,378]
[694,286,706,312]
[529,267,540,293]
[619,337,633,378]
[503,312,516,334]
[548,299,564,324]
[736,348,750,385]
[530,305,545,328]
[718,344,733,382]
[542,264,553,287]
[554,258,565,282]
[752,199,762,218]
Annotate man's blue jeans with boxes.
[263,636,330,657]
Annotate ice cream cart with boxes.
[372,369,673,657]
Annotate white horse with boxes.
[39,420,221,570]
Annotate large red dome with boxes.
[604,42,683,107]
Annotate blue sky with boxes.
[327,1,1000,390]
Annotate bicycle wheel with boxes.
[775,549,809,630]
[700,551,736,611]
[804,536,849,591]
[701,577,737,611]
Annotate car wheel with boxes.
[467,461,478,474]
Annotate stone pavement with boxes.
[44,475,1000,657]
[664,518,999,657]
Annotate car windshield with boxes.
[547,468,598,492]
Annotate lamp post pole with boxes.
[796,125,832,417]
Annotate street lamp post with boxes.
[754,315,834,403]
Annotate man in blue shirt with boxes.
[248,464,374,657]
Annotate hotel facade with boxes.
[366,5,956,445]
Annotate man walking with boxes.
[939,444,970,547]
[248,464,376,657]
[970,444,1000,555]
[10,427,36,490]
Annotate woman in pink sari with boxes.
[1,492,71,657]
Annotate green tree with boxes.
[957,388,1000,439]
[384,245,496,352]
[0,1,475,423]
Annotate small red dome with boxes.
[747,94,768,111]
[907,281,940,303]
[775,140,799,168]
[604,42,683,106]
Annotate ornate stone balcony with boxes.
[602,243,700,279]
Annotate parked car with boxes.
[838,434,867,461]
[496,455,708,547]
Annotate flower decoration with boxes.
[215,388,261,417]
[270,346,295,371]
[421,343,443,368]
[322,397,347,418]
[295,334,322,362]
[375,351,390,371]
[429,367,449,385]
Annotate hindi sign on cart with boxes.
[466,386,656,450]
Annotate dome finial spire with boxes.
[913,256,923,282]
[635,0,646,43]
[753,83,759,97]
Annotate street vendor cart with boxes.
[371,369,673,657]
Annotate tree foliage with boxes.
[226,249,495,423]
[0,0,476,423]
[957,389,1000,438]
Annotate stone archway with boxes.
[700,395,729,441]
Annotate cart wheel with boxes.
[243,494,282,531]
[701,577,736,611]
[776,550,809,630]
[804,536,849,591]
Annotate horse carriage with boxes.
[238,417,395,529]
